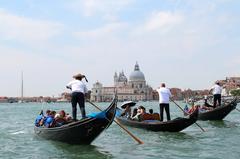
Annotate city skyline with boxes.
[0,0,240,97]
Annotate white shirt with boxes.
[157,87,172,104]
[66,79,88,94]
[211,84,222,95]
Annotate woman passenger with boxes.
[55,110,67,127]
[132,106,146,121]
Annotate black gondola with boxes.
[198,98,237,120]
[115,108,198,132]
[34,98,117,144]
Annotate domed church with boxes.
[91,62,153,102]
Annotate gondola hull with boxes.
[34,98,117,144]
[198,99,237,120]
[116,108,198,132]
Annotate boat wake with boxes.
[11,130,25,135]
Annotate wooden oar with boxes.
[170,99,206,132]
[87,100,144,144]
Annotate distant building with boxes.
[91,62,153,102]
[217,77,240,95]
[0,97,8,103]
[170,88,183,100]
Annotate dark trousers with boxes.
[213,94,221,108]
[71,92,86,120]
[159,103,171,121]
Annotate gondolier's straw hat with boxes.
[73,73,85,79]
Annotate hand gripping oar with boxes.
[87,100,144,144]
[170,99,206,132]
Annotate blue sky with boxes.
[0,0,240,97]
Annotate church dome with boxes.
[129,62,145,81]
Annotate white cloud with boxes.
[68,0,135,20]
[0,9,63,44]
[73,22,128,38]
[133,11,184,35]
[146,11,183,31]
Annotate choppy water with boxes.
[0,101,240,159]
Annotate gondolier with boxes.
[66,73,88,121]
[156,83,172,121]
[210,81,222,108]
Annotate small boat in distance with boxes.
[116,108,198,132]
[34,97,117,144]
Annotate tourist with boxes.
[188,104,197,114]
[184,105,189,112]
[44,111,56,128]
[37,109,51,126]
[149,108,161,120]
[210,81,222,108]
[45,109,51,116]
[132,106,146,121]
[120,104,132,119]
[149,109,153,114]
[35,110,43,127]
[64,113,72,121]
[183,105,189,116]
[156,83,172,121]
[55,110,67,127]
[66,73,88,121]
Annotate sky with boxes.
[0,0,240,97]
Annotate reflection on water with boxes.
[52,142,113,159]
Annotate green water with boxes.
[0,101,240,159]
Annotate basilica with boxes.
[91,62,153,102]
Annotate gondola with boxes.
[34,98,117,144]
[115,108,198,132]
[198,98,237,120]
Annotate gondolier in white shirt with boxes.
[210,81,222,108]
[66,73,88,121]
[156,83,172,121]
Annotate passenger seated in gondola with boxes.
[35,110,51,127]
[183,105,189,116]
[149,109,154,114]
[64,113,72,121]
[187,104,198,114]
[44,111,56,128]
[142,109,160,120]
[121,104,132,119]
[39,109,51,126]
[55,110,67,127]
[35,110,44,127]
[187,104,212,114]
[132,106,146,121]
